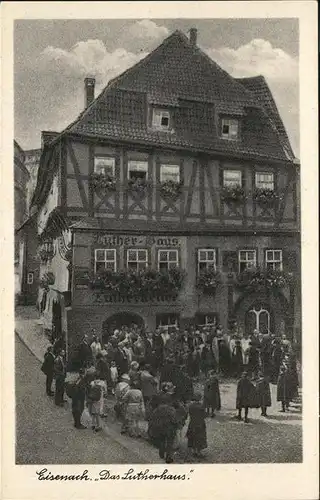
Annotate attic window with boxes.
[152,109,171,131]
[221,118,239,141]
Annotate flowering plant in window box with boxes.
[235,267,293,292]
[39,272,55,290]
[196,266,221,295]
[90,172,116,192]
[160,180,183,201]
[221,185,246,204]
[127,177,151,196]
[253,187,282,207]
[89,267,185,302]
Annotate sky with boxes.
[14,18,299,156]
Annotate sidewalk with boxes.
[15,305,51,363]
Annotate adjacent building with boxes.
[31,29,301,361]
[14,140,29,294]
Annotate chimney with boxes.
[189,28,197,46]
[84,77,95,108]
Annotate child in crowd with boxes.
[203,370,221,418]
[110,360,119,395]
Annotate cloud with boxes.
[205,38,299,82]
[18,35,299,156]
[127,19,169,40]
[40,39,148,87]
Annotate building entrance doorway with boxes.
[102,312,144,342]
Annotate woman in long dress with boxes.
[123,380,145,437]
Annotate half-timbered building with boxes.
[31,29,301,360]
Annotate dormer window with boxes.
[221,118,239,141]
[152,108,171,131]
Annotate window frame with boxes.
[195,313,218,328]
[197,248,216,274]
[126,248,149,271]
[127,160,149,181]
[265,249,283,271]
[238,249,257,273]
[94,156,116,177]
[255,171,275,190]
[220,117,239,141]
[152,108,171,131]
[27,272,34,285]
[157,249,179,272]
[94,248,117,273]
[160,164,180,184]
[156,313,180,333]
[223,169,242,187]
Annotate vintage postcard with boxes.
[1,1,318,500]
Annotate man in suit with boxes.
[54,349,67,406]
[71,369,87,429]
[41,346,55,396]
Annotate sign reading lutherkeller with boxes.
[96,234,181,247]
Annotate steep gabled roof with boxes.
[48,30,295,163]
[235,76,295,160]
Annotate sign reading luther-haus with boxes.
[96,234,181,247]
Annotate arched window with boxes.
[248,306,271,334]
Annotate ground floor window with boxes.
[158,249,179,271]
[156,313,179,333]
[195,313,218,328]
[238,249,256,272]
[127,249,148,271]
[95,249,117,273]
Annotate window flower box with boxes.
[127,177,151,196]
[221,185,246,204]
[196,266,221,295]
[89,267,185,302]
[253,187,282,207]
[235,267,293,292]
[160,180,183,201]
[90,172,116,192]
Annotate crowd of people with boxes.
[40,323,300,463]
